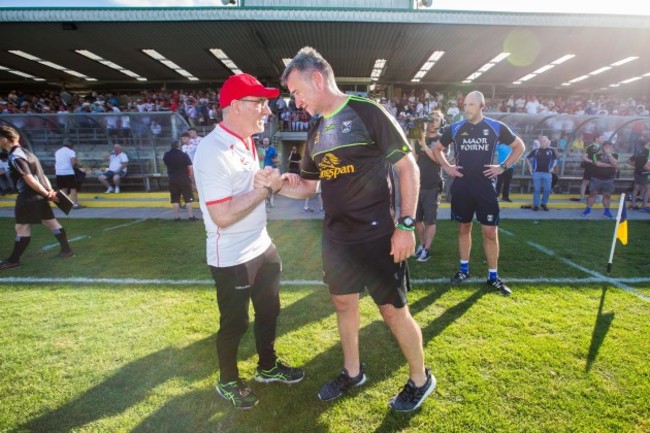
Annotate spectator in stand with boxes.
[495,142,514,202]
[446,100,459,123]
[187,127,202,160]
[163,140,197,222]
[98,143,128,194]
[581,141,618,218]
[526,135,558,211]
[54,141,84,209]
[0,125,75,271]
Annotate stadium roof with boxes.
[1,4,649,97]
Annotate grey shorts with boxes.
[589,178,615,194]
[416,187,440,225]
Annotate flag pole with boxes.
[607,193,626,273]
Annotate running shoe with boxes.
[388,368,436,412]
[413,245,424,258]
[581,208,591,217]
[487,277,512,296]
[254,360,305,384]
[318,364,367,401]
[0,260,21,271]
[215,379,258,409]
[603,209,614,219]
[450,271,469,284]
[417,249,430,262]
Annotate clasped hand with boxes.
[254,167,283,193]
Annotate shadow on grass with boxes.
[21,289,331,433]
[22,286,486,433]
[585,285,615,373]
[373,286,488,433]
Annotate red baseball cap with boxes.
[218,73,279,108]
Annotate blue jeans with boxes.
[532,172,552,206]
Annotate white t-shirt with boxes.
[194,123,271,268]
[54,146,76,175]
[108,152,129,173]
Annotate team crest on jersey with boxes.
[319,152,355,180]
[484,129,490,136]
[341,121,352,133]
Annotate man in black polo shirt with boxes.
[163,140,197,222]
[433,91,525,295]
[263,46,435,412]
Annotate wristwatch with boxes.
[398,216,415,229]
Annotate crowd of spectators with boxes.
[0,87,648,153]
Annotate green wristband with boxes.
[396,223,415,232]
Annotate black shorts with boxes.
[450,179,500,226]
[56,174,77,190]
[169,179,194,204]
[583,165,595,181]
[15,194,55,224]
[322,232,410,308]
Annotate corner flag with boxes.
[617,202,628,245]
[607,194,628,273]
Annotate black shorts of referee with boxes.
[15,194,55,224]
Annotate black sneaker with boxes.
[451,271,469,284]
[58,250,75,258]
[0,260,21,271]
[541,204,549,211]
[487,277,512,296]
[533,206,539,211]
[318,364,367,401]
[501,197,512,202]
[215,379,258,409]
[389,368,437,412]
[254,360,305,384]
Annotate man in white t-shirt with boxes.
[54,142,83,208]
[193,73,304,409]
[98,144,128,193]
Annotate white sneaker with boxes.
[417,249,431,262]
[413,245,424,258]
[105,187,114,193]
[114,186,120,193]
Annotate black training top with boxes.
[301,95,411,243]
[163,148,193,182]
[439,117,517,184]
[9,146,48,198]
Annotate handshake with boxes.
[254,167,301,195]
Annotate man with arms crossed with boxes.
[432,91,525,296]
[193,73,304,410]
[266,46,435,412]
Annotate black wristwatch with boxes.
[398,216,415,229]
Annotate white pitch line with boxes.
[499,228,514,236]
[41,235,90,251]
[1,276,648,287]
[103,219,147,232]
[527,241,650,302]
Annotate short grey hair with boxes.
[280,46,336,86]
